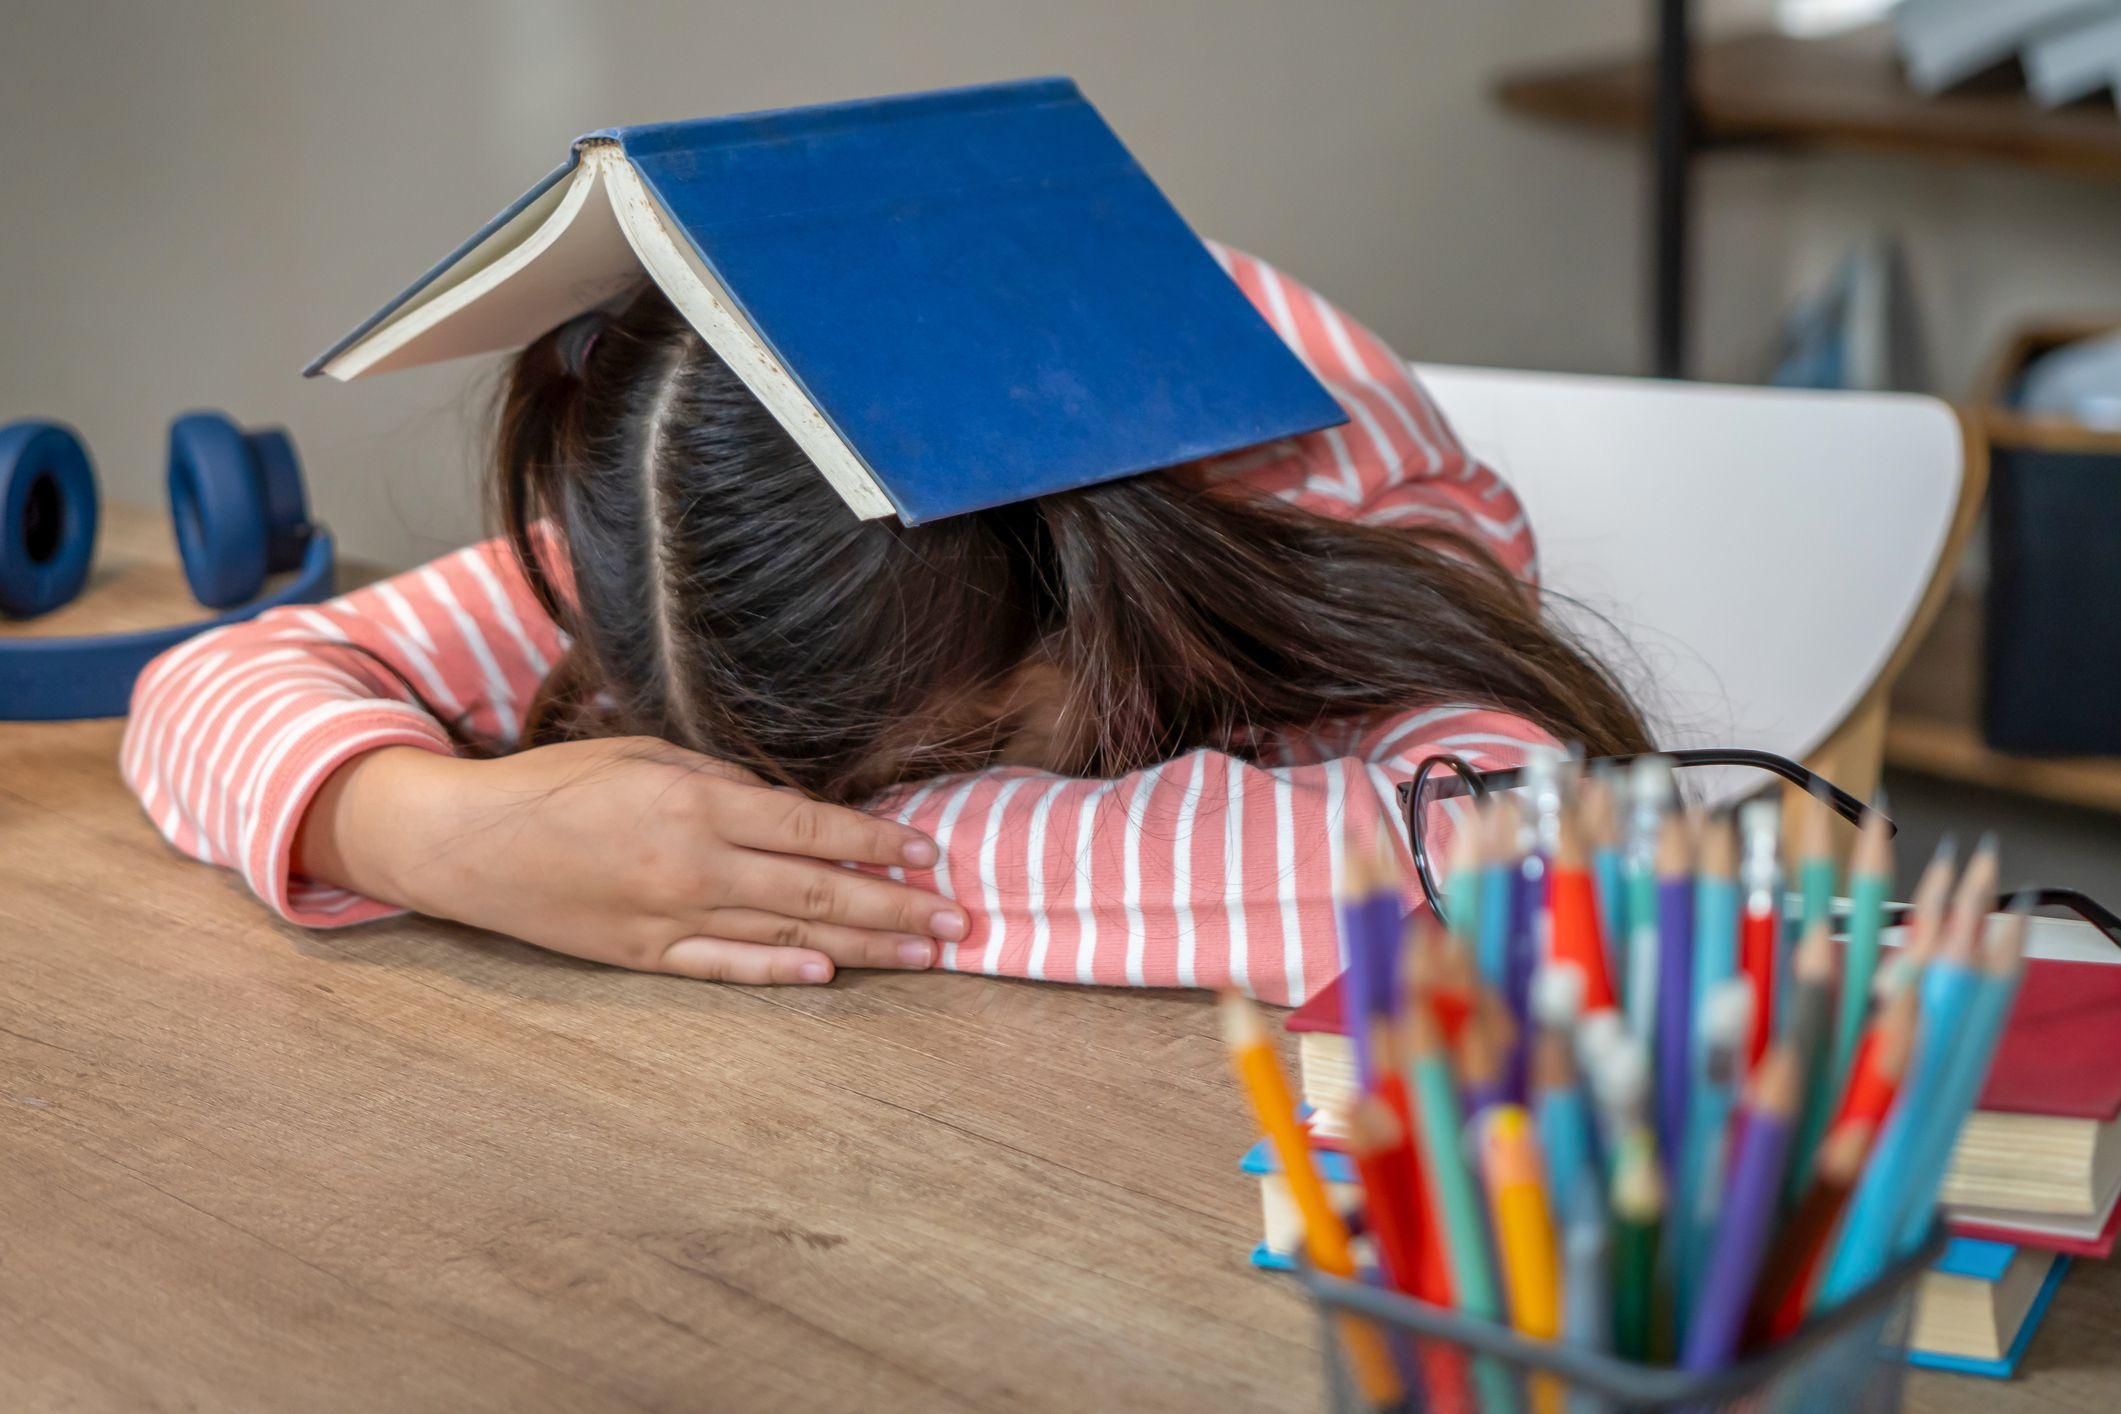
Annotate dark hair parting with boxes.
[485,283,1651,804]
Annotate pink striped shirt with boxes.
[120,246,1549,1003]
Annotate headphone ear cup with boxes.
[242,427,314,574]
[168,411,268,610]
[0,420,99,619]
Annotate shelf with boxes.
[1886,588,2121,815]
[1497,27,2121,181]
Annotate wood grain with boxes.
[5,514,2117,1410]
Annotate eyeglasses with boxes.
[1396,747,2121,948]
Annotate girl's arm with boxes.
[873,705,1551,1005]
[121,540,958,982]
[120,536,555,925]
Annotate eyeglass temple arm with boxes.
[1405,749,1890,834]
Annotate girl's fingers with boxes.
[660,936,835,986]
[728,858,967,940]
[700,910,938,970]
[722,789,939,870]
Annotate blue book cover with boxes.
[307,78,1344,525]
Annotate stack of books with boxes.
[1239,949,2121,1377]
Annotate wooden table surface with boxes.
[4,511,2117,1411]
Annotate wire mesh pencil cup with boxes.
[1296,1226,1942,1413]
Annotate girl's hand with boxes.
[294,737,963,984]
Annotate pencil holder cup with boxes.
[1297,1226,1941,1414]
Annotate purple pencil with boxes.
[1338,832,1409,1088]
[1654,818,1695,1171]
[1681,1044,1802,1370]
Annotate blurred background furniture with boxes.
[1421,362,1976,798]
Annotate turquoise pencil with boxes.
[1827,806,1895,1103]
[1623,757,1674,1045]
[1689,812,1740,1045]
[1475,803,1519,995]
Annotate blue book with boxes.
[1905,1237,2068,1379]
[306,78,1343,524]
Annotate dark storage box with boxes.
[1983,322,2121,756]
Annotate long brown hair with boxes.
[491,284,1648,802]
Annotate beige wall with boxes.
[3,0,2118,572]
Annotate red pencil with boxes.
[1550,813,1618,1012]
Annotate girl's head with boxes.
[494,284,1648,803]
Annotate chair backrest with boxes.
[1414,363,1965,764]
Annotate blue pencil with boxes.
[1814,843,1998,1307]
[1889,897,2031,1256]
[1531,963,1597,1214]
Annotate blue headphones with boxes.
[0,412,336,720]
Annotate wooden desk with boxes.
[4,513,2116,1410]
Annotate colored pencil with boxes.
[1402,999,1505,1325]
[1551,812,1618,1012]
[1481,1106,1563,1342]
[1560,1182,1613,1361]
[1531,964,1596,1211]
[1682,1043,1802,1370]
[1889,894,2031,1256]
[1690,812,1740,1017]
[1444,810,1484,951]
[1624,757,1675,1044]
[1221,992,1402,1404]
[1652,815,1694,1174]
[1457,988,1518,1121]
[1736,800,1782,1067]
[1476,800,1521,995]
[1583,767,1629,988]
[1827,803,1894,1102]
[1775,920,1838,1205]
[1814,841,1997,1307]
[1338,836,1404,1087]
[1793,784,1838,959]
[1348,1093,1429,1294]
[1676,979,1755,1331]
[1610,1124,1664,1362]
[1348,1092,1472,1411]
[1587,1033,1650,1183]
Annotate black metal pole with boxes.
[1651,0,1693,379]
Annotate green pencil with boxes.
[1611,1125,1665,1362]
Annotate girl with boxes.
[122,246,1646,1004]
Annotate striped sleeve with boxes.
[870,707,1552,1005]
[1201,242,1539,584]
[119,536,562,926]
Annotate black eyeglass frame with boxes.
[1394,748,2121,950]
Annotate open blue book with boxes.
[306,78,1343,524]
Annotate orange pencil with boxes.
[1220,994,1402,1407]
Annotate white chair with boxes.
[1414,364,1979,799]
